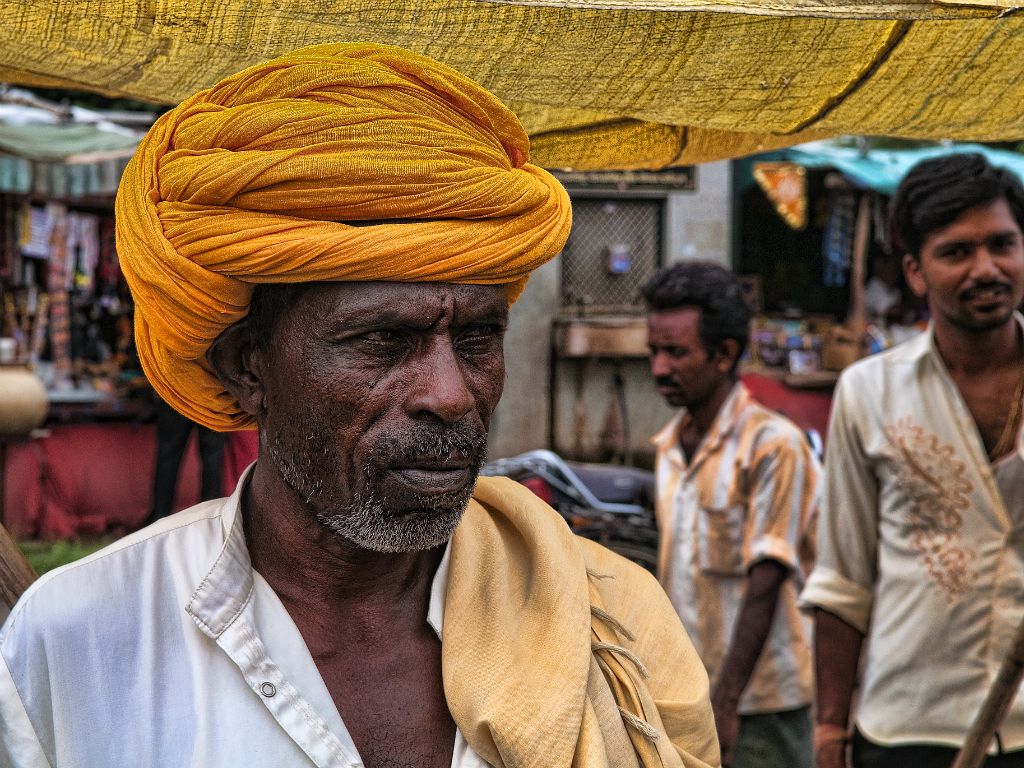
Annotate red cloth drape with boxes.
[3,425,257,539]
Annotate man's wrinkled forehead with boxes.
[281,280,509,329]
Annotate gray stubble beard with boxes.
[266,426,484,553]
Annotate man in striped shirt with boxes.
[645,262,822,768]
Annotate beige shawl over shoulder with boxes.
[445,476,721,768]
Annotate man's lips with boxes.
[962,284,1011,304]
[385,458,474,494]
[656,381,682,398]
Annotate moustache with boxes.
[367,422,488,470]
[654,376,678,388]
[961,280,1012,301]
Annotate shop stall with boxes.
[0,92,259,538]
[735,141,1024,441]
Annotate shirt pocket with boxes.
[697,504,746,576]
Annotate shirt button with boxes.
[260,682,276,697]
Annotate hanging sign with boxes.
[753,161,807,230]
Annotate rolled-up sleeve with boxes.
[744,429,822,578]
[798,371,879,633]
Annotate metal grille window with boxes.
[561,198,663,312]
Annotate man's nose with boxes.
[969,245,1003,280]
[650,350,671,378]
[404,336,475,424]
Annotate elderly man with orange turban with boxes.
[0,44,719,768]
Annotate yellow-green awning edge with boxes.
[0,1,1021,170]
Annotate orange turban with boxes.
[116,43,572,431]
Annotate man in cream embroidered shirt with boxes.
[800,319,1024,750]
[802,152,1024,768]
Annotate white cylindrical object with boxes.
[0,339,15,365]
[0,365,48,437]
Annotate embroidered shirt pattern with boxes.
[884,416,975,599]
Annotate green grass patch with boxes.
[18,538,118,575]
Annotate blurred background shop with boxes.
[3,85,1022,541]
[492,139,1024,467]
[0,89,257,541]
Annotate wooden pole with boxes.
[0,521,36,613]
[952,615,1024,768]
[0,438,38,614]
[846,192,872,337]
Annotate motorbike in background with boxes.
[481,449,659,573]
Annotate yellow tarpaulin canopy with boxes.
[0,1,1021,169]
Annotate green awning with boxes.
[0,122,139,162]
[775,142,1024,197]
[0,121,139,197]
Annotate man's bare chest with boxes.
[315,642,456,768]
[679,425,703,465]
[954,367,1023,458]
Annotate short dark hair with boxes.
[641,261,750,361]
[890,153,1024,259]
[247,283,312,349]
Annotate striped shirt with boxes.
[652,382,820,714]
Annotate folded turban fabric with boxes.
[115,42,572,431]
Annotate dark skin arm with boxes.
[712,558,789,767]
[813,608,865,768]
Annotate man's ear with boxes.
[206,320,266,418]
[717,338,741,374]
[903,253,928,298]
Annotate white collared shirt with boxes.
[651,382,820,715]
[0,467,492,768]
[801,319,1024,749]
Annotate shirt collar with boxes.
[885,321,934,364]
[889,312,1024,366]
[427,541,452,640]
[650,380,749,459]
[705,381,750,447]
[186,462,453,641]
[651,410,684,450]
[186,462,256,639]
